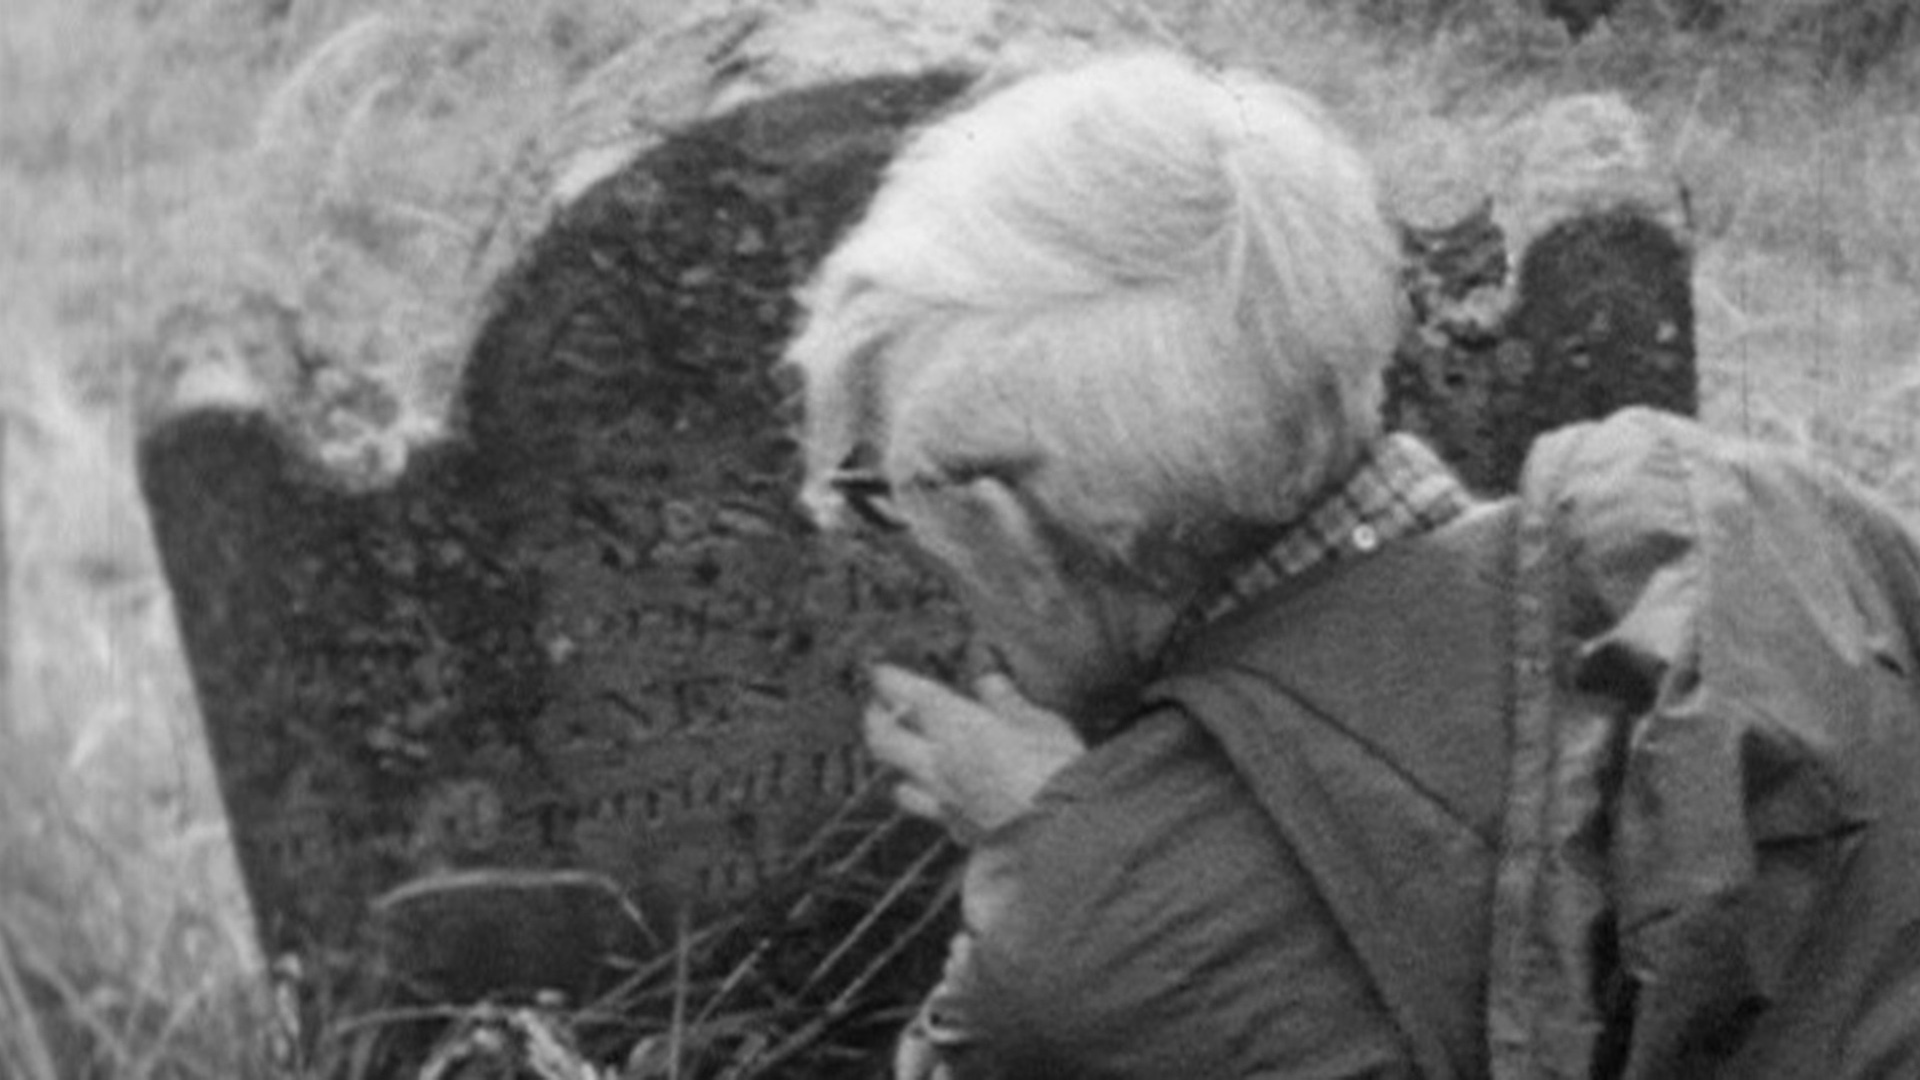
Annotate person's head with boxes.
[784,50,1401,720]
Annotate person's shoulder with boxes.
[1524,406,1712,500]
[1523,405,1850,511]
[1520,406,1841,548]
[1512,408,1705,601]
[1519,407,1920,625]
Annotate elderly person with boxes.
[783,51,1920,1080]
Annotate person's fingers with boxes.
[868,666,918,735]
[894,1030,933,1080]
[876,663,1000,744]
[891,778,946,823]
[894,1018,953,1080]
[864,697,932,777]
[972,671,1031,719]
[872,663,962,718]
[974,671,1083,744]
[869,662,1083,839]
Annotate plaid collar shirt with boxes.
[1181,433,1478,634]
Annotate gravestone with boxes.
[142,68,977,997]
[137,16,1697,1071]
[1387,201,1696,491]
[1383,91,1697,491]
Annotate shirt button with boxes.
[1351,524,1380,552]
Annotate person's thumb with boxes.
[971,671,1029,716]
[973,673,1079,742]
[873,663,967,725]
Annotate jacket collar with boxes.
[1175,434,1477,643]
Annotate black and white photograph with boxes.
[4,1,1919,1077]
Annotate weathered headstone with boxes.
[1383,92,1697,490]
[137,7,1698,1070]
[142,67,979,986]
[1387,200,1696,491]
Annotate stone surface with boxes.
[371,869,651,1003]
[466,0,1139,368]
[1387,201,1696,492]
[1488,93,1687,268]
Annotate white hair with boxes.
[784,50,1402,585]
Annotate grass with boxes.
[4,1,1917,1077]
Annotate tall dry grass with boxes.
[1,3,683,1075]
[3,1,1917,1077]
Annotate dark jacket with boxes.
[1489,408,1920,1079]
[950,409,1920,1078]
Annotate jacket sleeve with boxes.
[1501,409,1914,1079]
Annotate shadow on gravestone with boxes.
[138,72,1696,1074]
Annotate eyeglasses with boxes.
[828,469,907,533]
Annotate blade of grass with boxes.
[724,871,962,1080]
[123,959,251,1080]
[668,904,689,1080]
[0,924,61,1080]
[684,798,918,1030]
[820,871,961,1022]
[792,838,953,1001]
[0,915,135,1078]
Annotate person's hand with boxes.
[863,664,1086,842]
[893,1022,952,1080]
[894,933,982,1080]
